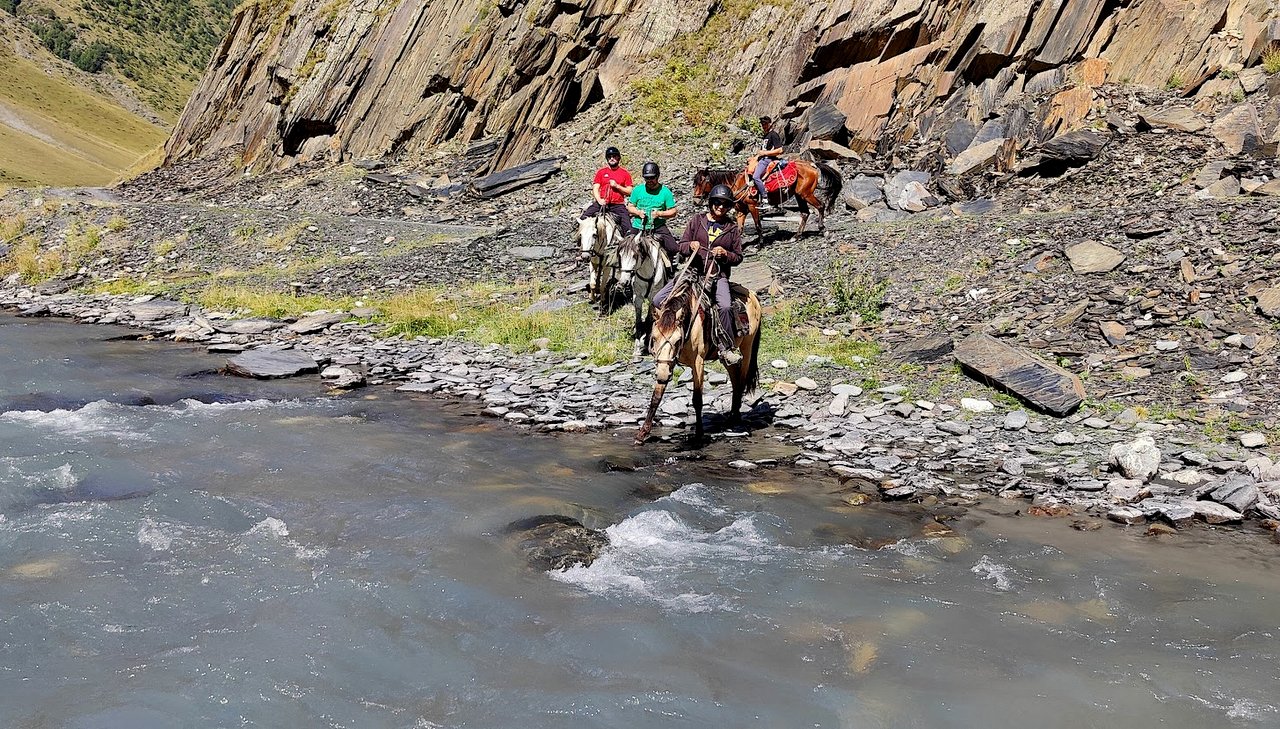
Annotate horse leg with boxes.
[691,358,705,443]
[631,300,645,359]
[752,202,764,246]
[635,381,667,445]
[726,360,744,424]
[792,193,810,241]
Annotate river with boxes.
[1,313,1277,728]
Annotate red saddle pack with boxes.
[764,161,797,192]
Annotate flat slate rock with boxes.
[226,349,319,379]
[510,245,557,260]
[1065,241,1125,274]
[213,318,285,335]
[129,299,188,322]
[288,311,347,334]
[734,259,776,293]
[954,333,1085,416]
[893,335,954,364]
[474,157,562,199]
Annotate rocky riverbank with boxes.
[5,77,1280,543]
[5,276,1280,543]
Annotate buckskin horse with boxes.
[600,229,671,358]
[577,211,624,304]
[692,160,843,245]
[635,258,762,445]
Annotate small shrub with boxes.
[1164,72,1185,91]
[1263,46,1280,75]
[65,222,101,263]
[827,261,889,324]
[1,214,26,242]
[105,214,128,232]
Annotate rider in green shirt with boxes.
[626,162,678,254]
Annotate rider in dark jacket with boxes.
[653,184,744,365]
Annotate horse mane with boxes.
[699,168,740,186]
[655,274,696,329]
[616,233,639,257]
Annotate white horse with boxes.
[577,211,623,304]
[601,231,671,357]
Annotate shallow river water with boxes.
[1,313,1278,728]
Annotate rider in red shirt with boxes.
[580,146,635,236]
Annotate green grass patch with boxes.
[0,235,65,282]
[760,300,879,368]
[379,284,635,364]
[197,285,357,320]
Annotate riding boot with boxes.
[716,305,741,365]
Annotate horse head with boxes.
[649,279,694,384]
[691,169,711,204]
[577,216,596,260]
[616,234,640,289]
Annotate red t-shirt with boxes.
[593,167,633,205]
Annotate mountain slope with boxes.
[0,35,166,186]
[6,0,237,120]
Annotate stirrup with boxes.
[720,349,742,366]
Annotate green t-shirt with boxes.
[628,184,676,231]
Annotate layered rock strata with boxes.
[168,0,1277,176]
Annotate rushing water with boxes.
[1,313,1278,728]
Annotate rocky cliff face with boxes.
[167,0,1278,174]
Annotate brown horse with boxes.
[692,160,843,245]
[635,261,762,445]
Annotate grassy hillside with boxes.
[0,42,167,186]
[5,0,237,120]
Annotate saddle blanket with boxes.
[764,162,797,192]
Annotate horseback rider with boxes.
[580,146,634,236]
[625,162,679,255]
[653,184,744,365]
[747,116,784,212]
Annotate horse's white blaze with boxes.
[577,217,595,259]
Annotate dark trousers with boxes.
[641,225,678,256]
[581,201,634,236]
[654,276,735,349]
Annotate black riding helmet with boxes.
[708,184,735,207]
[641,161,660,179]
[604,146,621,160]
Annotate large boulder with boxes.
[1211,103,1262,155]
[844,174,885,210]
[1138,107,1205,132]
[1109,437,1161,483]
[884,171,937,211]
[505,514,608,571]
[947,138,1005,176]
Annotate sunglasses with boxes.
[710,201,731,207]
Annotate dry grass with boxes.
[1264,46,1280,75]
[0,45,165,186]
[105,214,129,233]
[0,236,65,282]
[197,285,357,319]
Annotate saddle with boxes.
[698,280,753,357]
[763,160,796,193]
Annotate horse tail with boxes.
[744,318,762,394]
[815,161,843,211]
